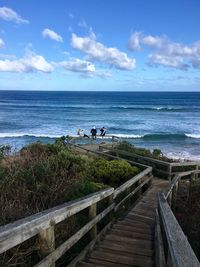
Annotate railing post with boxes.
[38,226,55,267]
[168,164,172,181]
[108,193,114,221]
[89,203,97,240]
[172,182,178,211]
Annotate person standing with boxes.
[91,126,97,140]
[100,127,106,137]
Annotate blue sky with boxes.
[0,0,200,91]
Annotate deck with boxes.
[79,179,168,267]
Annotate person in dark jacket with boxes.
[91,126,97,140]
[100,127,106,137]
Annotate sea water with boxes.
[0,91,200,160]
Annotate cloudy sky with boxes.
[0,0,200,91]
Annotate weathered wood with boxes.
[114,167,152,198]
[168,165,172,181]
[158,193,200,267]
[90,248,154,267]
[155,209,166,267]
[38,226,55,267]
[110,148,170,167]
[170,162,200,167]
[35,203,115,267]
[68,222,112,267]
[89,203,97,240]
[0,188,113,254]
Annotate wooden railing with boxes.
[68,135,121,146]
[98,145,200,180]
[0,156,152,266]
[155,170,200,267]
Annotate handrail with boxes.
[70,143,149,169]
[0,147,153,267]
[99,146,200,180]
[156,170,200,267]
[0,188,113,254]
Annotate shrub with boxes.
[116,141,173,162]
[65,180,108,201]
[89,157,139,187]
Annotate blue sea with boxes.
[0,91,200,160]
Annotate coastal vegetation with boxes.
[115,141,174,162]
[0,139,140,266]
[0,139,139,226]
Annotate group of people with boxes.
[77,126,106,140]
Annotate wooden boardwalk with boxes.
[78,179,168,267]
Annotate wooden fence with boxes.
[155,170,200,267]
[0,159,152,267]
[98,145,200,180]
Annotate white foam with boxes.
[165,151,200,162]
[185,134,200,139]
[0,133,62,138]
[106,134,143,138]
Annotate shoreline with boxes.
[0,135,200,162]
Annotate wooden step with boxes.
[98,240,153,257]
[113,223,153,235]
[103,234,153,249]
[108,228,153,241]
[90,248,154,267]
[87,258,131,267]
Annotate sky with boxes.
[0,0,200,91]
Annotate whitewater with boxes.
[0,91,200,160]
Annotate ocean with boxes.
[0,91,200,160]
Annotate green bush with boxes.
[89,157,139,187]
[116,141,173,162]
[65,180,108,201]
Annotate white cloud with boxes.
[127,32,142,51]
[71,33,136,70]
[0,52,53,73]
[128,32,200,70]
[0,7,29,24]
[0,38,5,48]
[148,54,189,70]
[57,58,112,79]
[58,58,95,73]
[0,53,16,59]
[42,28,63,42]
[142,35,166,49]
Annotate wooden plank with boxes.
[158,193,200,267]
[104,234,153,249]
[111,148,170,167]
[155,209,166,267]
[108,228,152,241]
[79,262,107,267]
[67,222,112,267]
[117,219,153,230]
[89,203,97,240]
[0,188,114,254]
[113,224,153,235]
[126,213,154,224]
[98,240,153,257]
[38,226,55,267]
[87,258,131,267]
[35,203,115,267]
[90,249,153,267]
